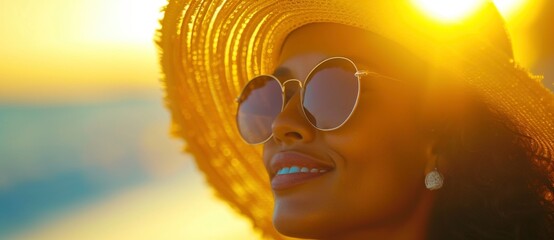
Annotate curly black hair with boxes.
[428,92,554,239]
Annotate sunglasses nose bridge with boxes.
[280,78,303,106]
[271,90,315,145]
[282,78,303,87]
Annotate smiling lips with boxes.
[270,151,334,190]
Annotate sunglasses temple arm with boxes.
[356,70,401,82]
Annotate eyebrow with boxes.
[272,66,293,80]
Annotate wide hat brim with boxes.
[157,0,554,238]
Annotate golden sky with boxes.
[0,0,546,103]
[0,0,166,102]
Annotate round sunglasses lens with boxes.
[303,58,359,130]
[237,76,283,144]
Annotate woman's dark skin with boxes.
[262,23,440,240]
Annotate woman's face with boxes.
[262,23,436,238]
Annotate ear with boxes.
[423,143,436,175]
[422,138,446,176]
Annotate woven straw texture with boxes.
[157,0,554,239]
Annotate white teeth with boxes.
[279,167,290,175]
[276,166,330,175]
[289,166,300,173]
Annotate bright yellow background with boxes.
[0,0,164,102]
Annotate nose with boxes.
[271,90,316,145]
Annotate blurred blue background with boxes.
[0,96,167,235]
[0,94,259,240]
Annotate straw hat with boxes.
[157,0,554,238]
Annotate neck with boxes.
[326,190,435,240]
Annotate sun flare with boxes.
[493,0,525,18]
[412,0,485,22]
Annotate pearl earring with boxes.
[425,168,444,190]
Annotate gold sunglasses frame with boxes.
[235,56,399,145]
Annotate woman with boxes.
[158,0,554,239]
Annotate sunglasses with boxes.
[235,56,399,144]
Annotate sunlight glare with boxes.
[412,0,485,22]
[492,0,525,19]
[82,0,166,45]
[0,0,168,102]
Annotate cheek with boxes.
[324,95,428,222]
[326,134,426,224]
[262,143,274,172]
[329,92,425,173]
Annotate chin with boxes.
[273,207,339,239]
[274,217,322,239]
